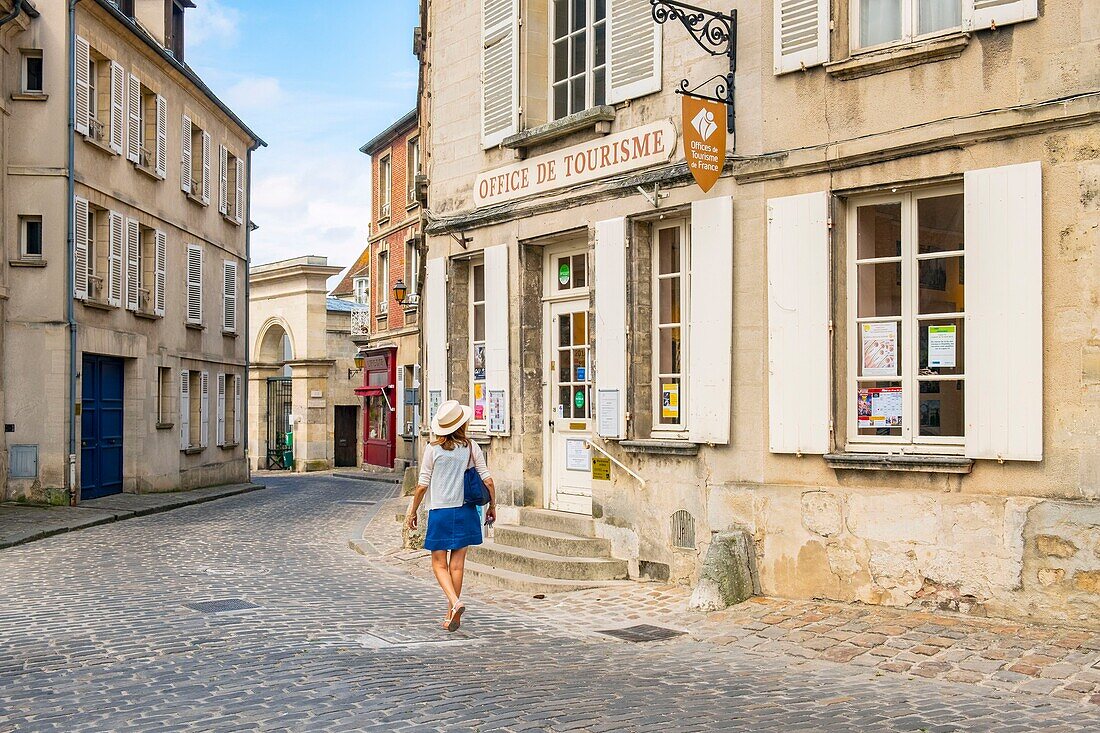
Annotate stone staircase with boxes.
[466,508,631,594]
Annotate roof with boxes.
[92,0,265,148]
[359,109,417,156]
[326,297,356,313]
[330,247,371,297]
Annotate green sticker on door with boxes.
[574,390,585,409]
[558,262,571,285]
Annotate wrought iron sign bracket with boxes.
[650,0,737,141]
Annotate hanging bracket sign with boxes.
[682,96,726,192]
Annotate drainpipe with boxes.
[66,0,82,501]
[0,0,37,28]
[243,142,260,480]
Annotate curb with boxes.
[333,472,403,485]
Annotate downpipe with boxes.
[66,0,82,502]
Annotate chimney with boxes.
[134,0,167,45]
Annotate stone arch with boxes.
[254,318,296,366]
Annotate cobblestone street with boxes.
[3,474,1099,732]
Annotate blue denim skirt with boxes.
[424,505,483,551]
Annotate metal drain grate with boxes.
[184,598,259,614]
[595,624,686,643]
[341,500,378,505]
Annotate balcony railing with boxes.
[351,306,370,336]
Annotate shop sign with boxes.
[474,120,677,207]
[682,96,725,193]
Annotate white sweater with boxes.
[417,442,492,509]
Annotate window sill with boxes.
[82,298,116,311]
[82,133,118,156]
[156,422,174,430]
[9,258,46,268]
[503,106,617,154]
[186,192,209,207]
[825,33,970,81]
[185,322,206,331]
[222,329,238,338]
[134,162,165,182]
[222,213,242,227]
[219,442,240,450]
[132,309,162,321]
[620,439,700,457]
[11,92,48,102]
[183,446,205,455]
[824,452,974,474]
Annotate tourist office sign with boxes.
[682,96,726,192]
[474,120,677,207]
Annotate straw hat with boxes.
[431,400,473,436]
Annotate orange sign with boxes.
[682,96,726,193]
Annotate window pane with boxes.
[856,383,903,437]
[919,318,964,375]
[859,322,902,378]
[559,313,571,347]
[473,305,486,341]
[860,0,903,46]
[572,348,587,380]
[572,254,586,287]
[918,0,960,35]
[594,23,606,67]
[572,312,586,346]
[919,380,964,437]
[917,194,964,254]
[571,0,585,32]
[559,386,571,414]
[856,262,902,317]
[558,350,571,382]
[594,68,606,107]
[658,377,681,426]
[472,264,485,301]
[26,56,43,92]
[659,327,682,374]
[918,257,964,314]
[658,277,681,325]
[658,227,681,274]
[856,203,901,259]
[570,77,584,116]
[553,39,568,83]
[553,0,569,39]
[25,220,43,256]
[554,84,569,121]
[595,0,606,22]
[570,32,586,76]
[556,255,573,289]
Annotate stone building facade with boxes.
[2,0,262,502]
[418,0,1100,625]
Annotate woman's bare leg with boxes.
[448,547,468,600]
[431,550,459,608]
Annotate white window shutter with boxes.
[154,230,167,316]
[396,365,407,435]
[201,130,211,204]
[481,0,519,148]
[218,145,229,215]
[74,197,90,299]
[767,191,831,454]
[223,260,238,332]
[186,244,203,324]
[608,0,662,104]
[235,158,245,225]
[155,95,168,178]
[774,0,830,75]
[75,37,91,136]
[180,370,190,449]
[594,218,627,439]
[107,211,124,307]
[109,61,125,154]
[411,364,422,434]
[233,374,242,446]
[125,218,140,311]
[964,0,1037,31]
[216,373,226,446]
[200,371,210,448]
[127,73,141,163]
[181,115,192,193]
[964,161,1042,461]
[689,197,733,444]
[424,257,448,402]
[484,244,510,434]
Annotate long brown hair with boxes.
[432,423,470,451]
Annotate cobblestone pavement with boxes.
[3,475,1100,732]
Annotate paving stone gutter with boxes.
[0,482,265,550]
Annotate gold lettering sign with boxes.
[682,97,726,193]
[592,455,612,482]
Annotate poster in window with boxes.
[566,439,590,472]
[487,389,505,433]
[661,383,679,420]
[473,345,486,381]
[858,387,903,428]
[596,389,621,438]
[473,382,486,420]
[861,322,898,377]
[927,325,956,368]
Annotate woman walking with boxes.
[405,400,496,631]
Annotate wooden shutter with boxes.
[75,37,91,135]
[155,95,168,178]
[594,218,627,439]
[154,229,167,316]
[74,197,90,299]
[109,61,125,154]
[201,130,212,204]
[218,145,229,215]
[233,374,242,446]
[484,244,510,434]
[773,0,830,75]
[767,191,831,454]
[965,0,1037,31]
[396,366,407,435]
[216,373,226,446]
[235,158,245,225]
[127,73,141,163]
[107,211,124,307]
[481,0,518,147]
[223,260,238,332]
[181,115,192,193]
[125,217,140,311]
[424,257,448,402]
[608,0,662,104]
[964,161,1042,461]
[180,370,190,449]
[200,371,210,448]
[688,197,733,445]
[186,244,202,324]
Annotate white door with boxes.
[547,298,593,514]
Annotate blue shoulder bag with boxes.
[463,445,491,507]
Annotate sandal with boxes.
[446,601,465,632]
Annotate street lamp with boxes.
[393,279,408,306]
[348,351,365,380]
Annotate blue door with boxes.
[81,355,124,500]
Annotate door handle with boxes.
[548,419,555,430]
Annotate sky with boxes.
[186,0,420,284]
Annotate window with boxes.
[169,0,186,61]
[853,0,961,50]
[471,261,487,422]
[653,221,688,430]
[186,244,203,324]
[223,260,239,332]
[378,154,392,219]
[131,80,166,177]
[181,116,211,204]
[117,0,135,17]
[180,369,206,449]
[219,146,245,224]
[217,373,242,446]
[377,250,389,315]
[137,228,167,316]
[157,367,172,425]
[406,136,420,205]
[552,0,607,120]
[20,216,43,260]
[75,40,124,153]
[405,240,420,299]
[848,188,965,448]
[555,251,587,291]
[353,276,370,306]
[22,50,43,94]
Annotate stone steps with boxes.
[492,524,612,558]
[517,508,597,537]
[464,560,633,595]
[468,541,627,581]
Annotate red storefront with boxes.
[354,346,397,468]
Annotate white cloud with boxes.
[188,0,241,49]
[223,76,287,113]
